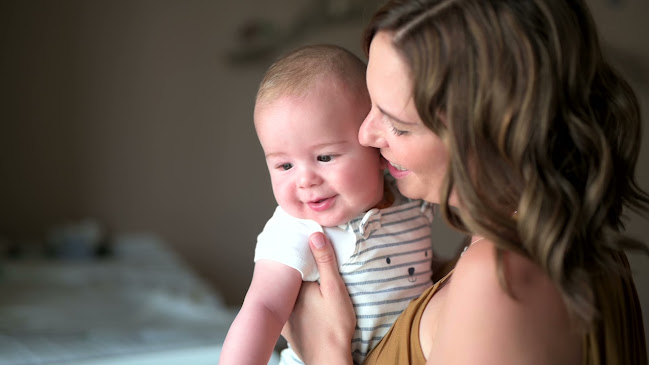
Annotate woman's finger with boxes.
[309,232,345,293]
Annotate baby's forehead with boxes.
[260,71,349,101]
[255,78,357,119]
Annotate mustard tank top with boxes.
[363,270,452,365]
[363,251,647,365]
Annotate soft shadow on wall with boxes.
[0,0,386,306]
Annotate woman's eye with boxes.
[317,155,333,162]
[391,126,408,136]
[278,163,293,171]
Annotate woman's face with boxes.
[359,31,452,205]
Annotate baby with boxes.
[220,44,434,365]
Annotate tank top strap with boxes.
[363,269,455,364]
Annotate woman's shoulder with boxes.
[428,240,582,364]
[453,239,557,304]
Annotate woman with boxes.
[281,0,648,363]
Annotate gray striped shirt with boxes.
[255,198,434,365]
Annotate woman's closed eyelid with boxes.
[378,104,420,132]
[381,114,409,136]
[390,125,408,136]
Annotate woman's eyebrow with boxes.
[378,106,417,126]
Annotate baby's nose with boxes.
[298,168,322,188]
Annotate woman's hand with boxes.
[281,232,356,364]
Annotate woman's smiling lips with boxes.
[387,160,411,178]
[307,196,336,211]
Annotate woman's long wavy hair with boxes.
[363,0,648,329]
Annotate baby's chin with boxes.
[284,206,350,227]
[313,216,352,228]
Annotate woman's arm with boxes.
[220,260,302,365]
[281,232,356,364]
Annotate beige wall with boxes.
[1,0,648,345]
[0,0,381,306]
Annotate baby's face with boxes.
[255,79,384,226]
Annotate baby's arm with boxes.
[219,260,302,365]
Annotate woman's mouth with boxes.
[389,161,408,171]
[387,160,411,178]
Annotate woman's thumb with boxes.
[309,232,340,285]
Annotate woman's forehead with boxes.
[367,32,419,124]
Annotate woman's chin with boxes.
[395,181,443,205]
[395,181,422,200]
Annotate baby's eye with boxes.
[278,163,293,171]
[317,155,333,162]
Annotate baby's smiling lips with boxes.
[306,196,336,211]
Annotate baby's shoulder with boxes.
[257,206,323,245]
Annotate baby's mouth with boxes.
[306,196,335,211]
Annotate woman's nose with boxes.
[298,167,322,188]
[359,110,386,148]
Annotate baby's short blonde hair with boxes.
[255,44,367,109]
